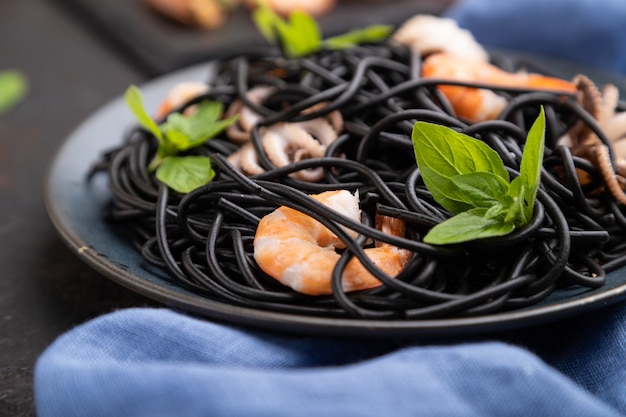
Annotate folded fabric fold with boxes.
[35,307,625,417]
[444,0,626,75]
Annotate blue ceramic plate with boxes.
[44,55,626,337]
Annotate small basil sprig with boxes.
[412,107,546,244]
[252,4,321,58]
[0,70,28,115]
[324,25,394,50]
[252,2,393,58]
[124,85,238,193]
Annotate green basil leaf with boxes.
[252,5,388,57]
[413,112,546,245]
[161,123,190,150]
[283,11,322,57]
[424,208,516,245]
[251,2,281,44]
[519,107,546,218]
[186,114,239,148]
[412,122,509,213]
[505,176,529,226]
[194,100,223,123]
[451,172,511,208]
[0,70,28,114]
[420,165,475,214]
[413,122,509,180]
[161,101,238,151]
[124,85,163,142]
[324,24,393,50]
[156,156,215,194]
[182,101,238,147]
[252,4,321,58]
[485,203,507,220]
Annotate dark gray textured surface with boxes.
[54,0,453,76]
[0,1,153,415]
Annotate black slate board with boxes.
[54,0,453,76]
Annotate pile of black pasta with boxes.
[91,40,626,319]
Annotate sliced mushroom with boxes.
[225,86,276,144]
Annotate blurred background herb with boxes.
[0,70,28,115]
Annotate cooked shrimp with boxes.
[244,0,335,17]
[155,82,209,120]
[393,14,488,61]
[422,53,577,122]
[144,0,238,30]
[253,190,411,295]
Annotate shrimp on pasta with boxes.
[253,190,411,295]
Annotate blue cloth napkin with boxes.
[445,0,626,75]
[35,1,626,415]
[35,305,626,417]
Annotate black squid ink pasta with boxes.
[89,36,626,320]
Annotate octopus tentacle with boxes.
[561,75,626,204]
[593,144,626,205]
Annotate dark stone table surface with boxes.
[0,1,452,415]
[1,1,151,415]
